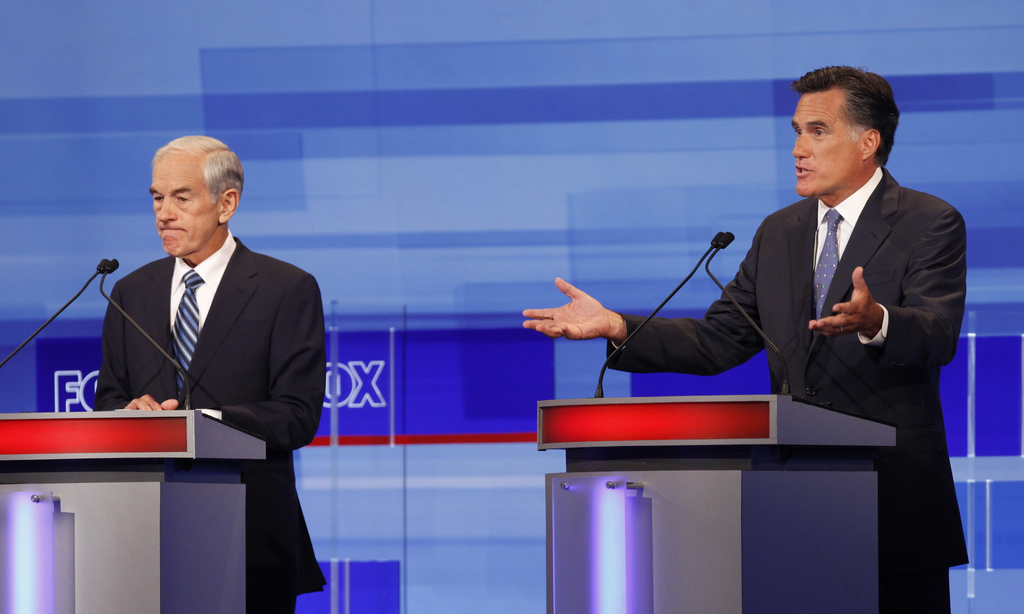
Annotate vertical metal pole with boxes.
[343,558,351,614]
[967,478,976,607]
[967,330,977,458]
[966,313,978,611]
[985,480,993,572]
[330,557,340,614]
[389,327,396,448]
[330,302,340,450]
[329,300,341,589]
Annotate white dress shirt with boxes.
[170,230,237,335]
[812,167,888,344]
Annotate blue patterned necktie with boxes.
[173,269,205,388]
[814,208,843,319]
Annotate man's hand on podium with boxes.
[124,395,179,411]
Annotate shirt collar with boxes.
[816,166,883,227]
[172,229,236,290]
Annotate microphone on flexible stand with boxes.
[594,232,735,398]
[97,260,193,411]
[0,259,112,371]
[703,238,791,395]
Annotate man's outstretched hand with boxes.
[809,267,884,338]
[523,278,628,343]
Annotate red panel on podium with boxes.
[0,410,265,461]
[538,394,896,450]
[0,415,188,455]
[541,400,770,444]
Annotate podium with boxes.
[538,395,896,614]
[0,410,265,614]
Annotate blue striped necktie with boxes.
[814,208,843,319]
[173,269,205,389]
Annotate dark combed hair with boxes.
[790,66,900,166]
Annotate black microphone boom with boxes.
[703,242,791,395]
[0,259,113,371]
[594,232,733,398]
[98,260,193,412]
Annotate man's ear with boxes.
[218,189,239,223]
[861,129,881,162]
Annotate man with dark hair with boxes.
[791,65,901,166]
[96,136,327,614]
[524,66,968,612]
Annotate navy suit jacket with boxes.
[96,239,327,596]
[611,169,969,574]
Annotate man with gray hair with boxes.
[97,135,327,613]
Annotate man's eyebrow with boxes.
[792,119,830,130]
[150,186,194,195]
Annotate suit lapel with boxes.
[140,258,179,400]
[788,200,818,351]
[187,241,259,387]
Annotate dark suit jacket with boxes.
[95,239,327,596]
[611,169,969,575]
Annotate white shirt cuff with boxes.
[858,305,889,347]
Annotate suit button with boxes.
[805,387,817,397]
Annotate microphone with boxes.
[594,232,733,398]
[98,260,193,412]
[0,259,112,371]
[703,235,791,395]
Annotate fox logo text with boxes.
[54,370,99,412]
[324,361,387,409]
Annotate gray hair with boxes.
[153,135,244,198]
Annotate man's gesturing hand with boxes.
[523,278,628,343]
[809,267,884,338]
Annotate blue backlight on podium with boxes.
[593,485,627,614]
[1,493,54,614]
